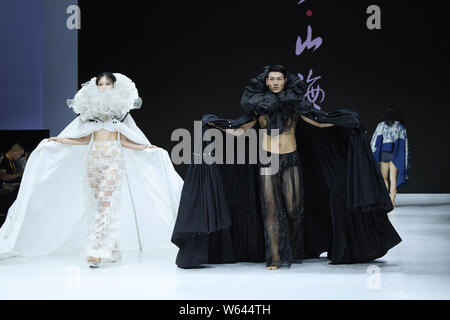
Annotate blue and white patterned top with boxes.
[371,121,406,146]
[370,121,409,188]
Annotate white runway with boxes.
[1,194,449,300]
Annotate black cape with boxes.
[171,67,402,268]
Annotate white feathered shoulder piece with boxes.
[67,73,142,121]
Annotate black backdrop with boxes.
[78,0,450,193]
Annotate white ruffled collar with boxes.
[67,73,142,122]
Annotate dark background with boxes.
[0,130,49,155]
[78,0,450,193]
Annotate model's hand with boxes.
[48,137,62,143]
[145,145,159,149]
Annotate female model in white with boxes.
[0,72,183,268]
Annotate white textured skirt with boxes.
[84,140,123,260]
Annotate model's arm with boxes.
[120,133,159,150]
[300,115,335,128]
[208,119,258,136]
[48,134,92,145]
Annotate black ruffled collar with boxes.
[87,112,129,123]
[240,66,314,135]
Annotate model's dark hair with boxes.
[95,72,116,85]
[266,65,288,79]
[382,106,405,127]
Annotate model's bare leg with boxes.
[380,162,390,191]
[389,161,398,207]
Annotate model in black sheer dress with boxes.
[212,65,335,270]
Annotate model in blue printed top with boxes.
[371,106,409,207]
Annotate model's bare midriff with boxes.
[93,129,119,141]
[259,116,297,154]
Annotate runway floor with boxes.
[1,194,449,300]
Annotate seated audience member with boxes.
[0,143,25,184]
[0,156,16,227]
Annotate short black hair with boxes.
[266,65,288,78]
[95,72,116,85]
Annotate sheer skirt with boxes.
[84,140,123,261]
[259,151,304,267]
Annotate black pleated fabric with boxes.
[170,158,232,268]
[220,162,265,262]
[172,108,402,268]
[171,122,266,268]
[296,118,402,264]
[171,157,231,234]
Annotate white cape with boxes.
[0,115,183,259]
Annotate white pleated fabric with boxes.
[0,115,183,259]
